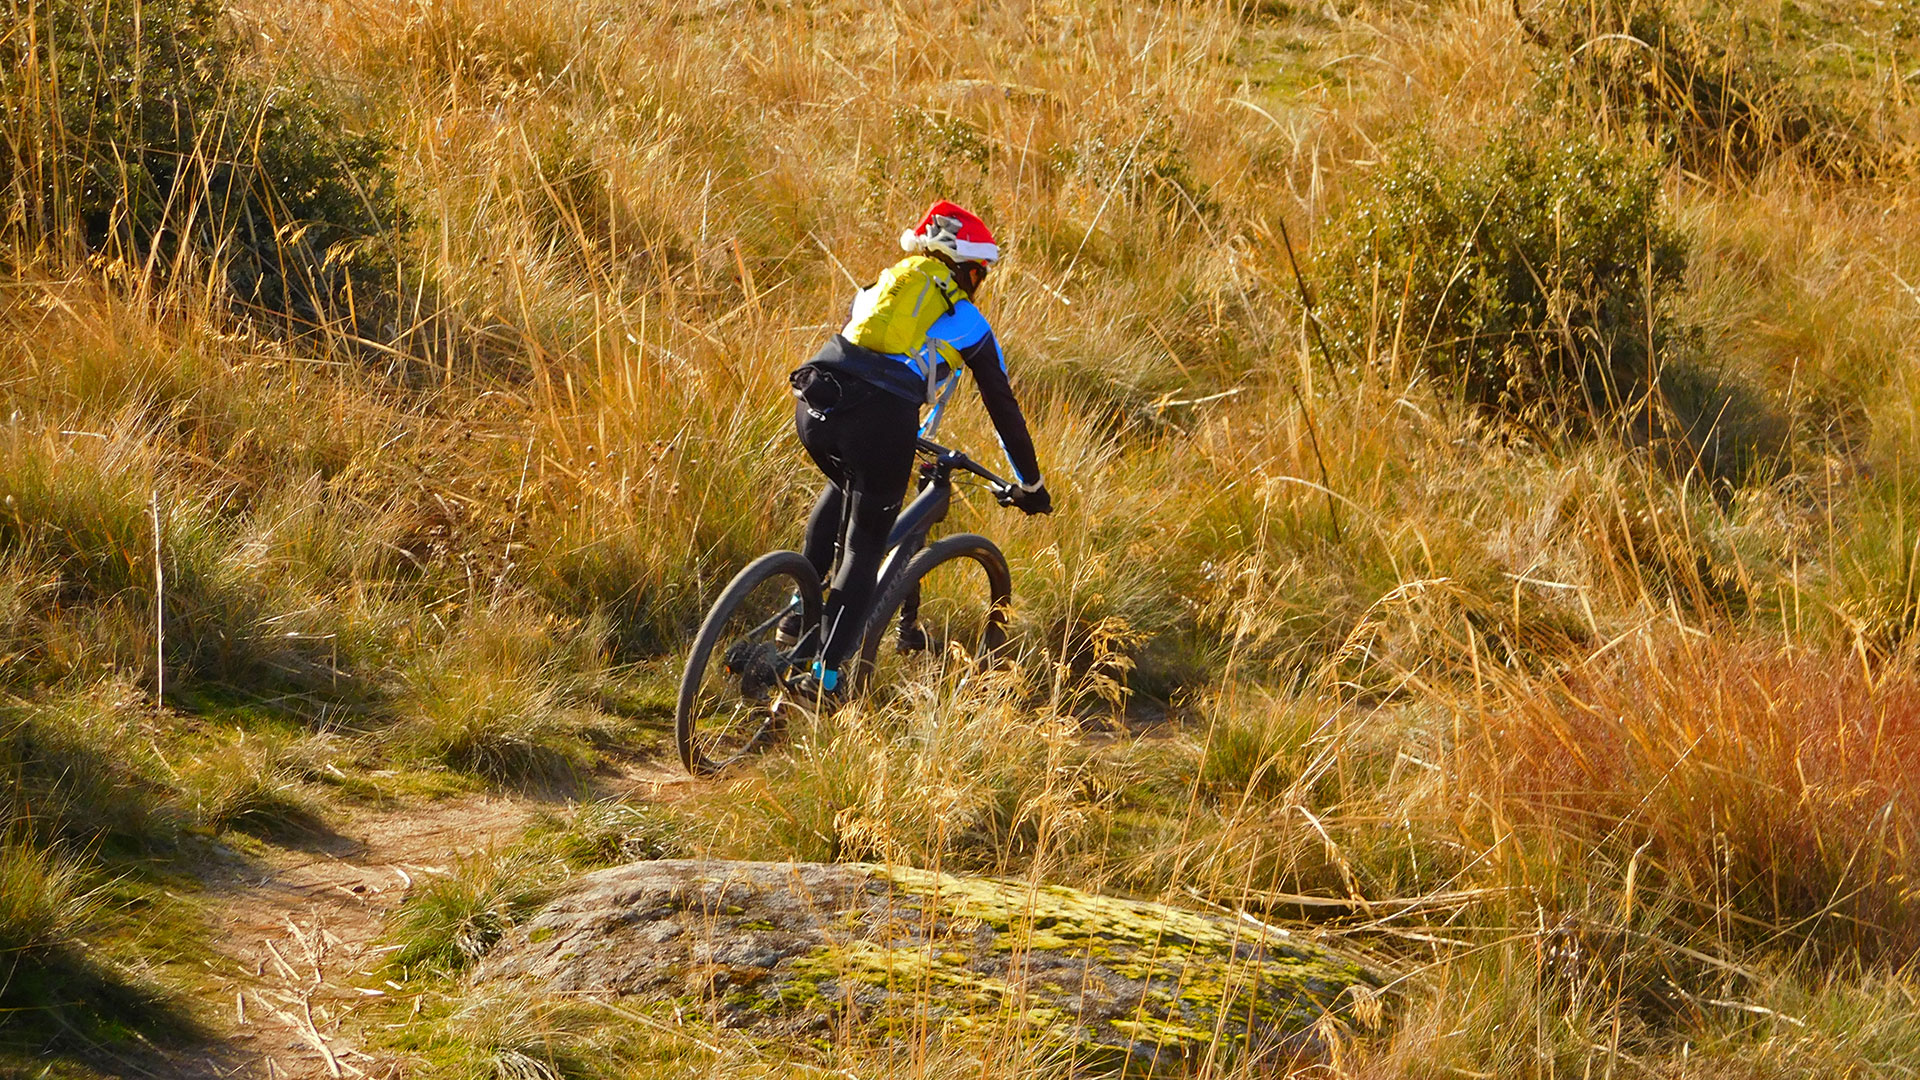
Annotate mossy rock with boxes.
[475,860,1383,1073]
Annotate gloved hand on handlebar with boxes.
[1006,483,1052,516]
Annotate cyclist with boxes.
[785,201,1052,698]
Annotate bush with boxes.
[0,0,407,334]
[1320,128,1687,432]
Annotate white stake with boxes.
[151,489,163,710]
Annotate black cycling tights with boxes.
[795,388,919,672]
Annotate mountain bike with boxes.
[675,438,1018,776]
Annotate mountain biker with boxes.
[785,201,1051,698]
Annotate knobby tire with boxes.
[854,532,1012,693]
[676,550,822,776]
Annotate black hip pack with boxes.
[789,365,877,421]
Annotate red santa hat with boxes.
[899,201,999,264]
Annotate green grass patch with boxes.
[386,850,568,978]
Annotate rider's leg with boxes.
[809,400,918,680]
[796,399,850,579]
[815,487,899,673]
[790,402,852,649]
[799,483,844,585]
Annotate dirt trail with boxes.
[158,794,539,1079]
[123,762,691,1079]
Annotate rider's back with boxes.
[841,255,966,359]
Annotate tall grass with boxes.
[1489,637,1920,962]
[0,830,92,967]
[1,0,1920,1074]
[387,849,564,977]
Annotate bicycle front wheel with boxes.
[677,550,822,776]
[854,533,1012,698]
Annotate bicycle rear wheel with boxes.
[854,533,1012,698]
[677,550,822,776]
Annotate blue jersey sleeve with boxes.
[928,303,1041,487]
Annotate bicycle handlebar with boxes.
[914,438,1016,500]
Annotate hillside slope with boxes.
[3,0,1920,1075]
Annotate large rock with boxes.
[476,860,1382,1071]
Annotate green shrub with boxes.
[1050,110,1212,217]
[1320,128,1687,431]
[0,0,408,334]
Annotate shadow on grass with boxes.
[215,793,358,858]
[0,943,211,1077]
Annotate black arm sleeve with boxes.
[960,332,1043,487]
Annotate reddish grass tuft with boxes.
[1490,636,1920,960]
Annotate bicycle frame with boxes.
[886,464,952,551]
[778,439,1006,663]
[680,438,1012,773]
[872,439,1008,633]
[874,460,954,605]
[763,468,954,665]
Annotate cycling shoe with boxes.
[896,623,929,655]
[783,663,846,706]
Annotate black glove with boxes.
[1008,484,1052,515]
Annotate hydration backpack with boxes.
[841,255,966,359]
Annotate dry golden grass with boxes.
[7,0,1920,1074]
